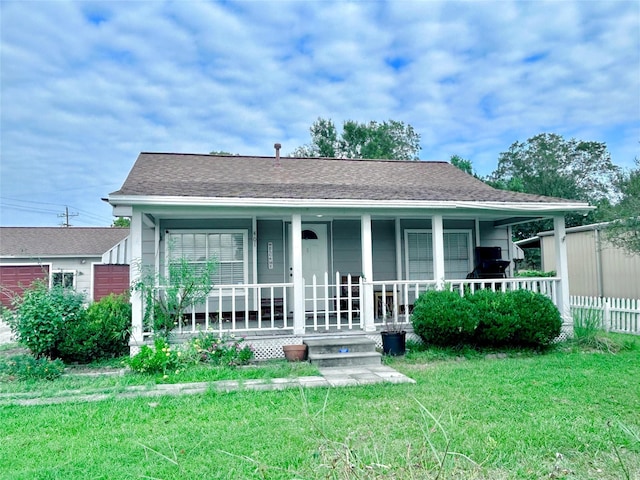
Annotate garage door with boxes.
[0,265,50,309]
[93,264,130,301]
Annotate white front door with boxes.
[289,223,328,312]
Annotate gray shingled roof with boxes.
[0,227,130,257]
[110,153,575,204]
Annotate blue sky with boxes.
[1,0,638,227]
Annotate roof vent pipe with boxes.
[274,143,281,167]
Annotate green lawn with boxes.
[1,339,639,480]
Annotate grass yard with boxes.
[1,338,639,479]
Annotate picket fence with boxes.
[570,296,640,335]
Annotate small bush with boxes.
[127,338,182,375]
[411,290,476,346]
[59,293,132,363]
[190,332,254,366]
[467,289,518,347]
[0,354,65,381]
[8,281,86,359]
[506,289,562,347]
[411,289,562,349]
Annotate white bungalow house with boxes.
[108,148,591,357]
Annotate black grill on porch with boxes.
[466,247,511,279]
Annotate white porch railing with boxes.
[144,274,562,337]
[571,295,640,335]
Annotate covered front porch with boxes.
[128,209,572,351]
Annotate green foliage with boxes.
[604,158,640,254]
[132,253,217,339]
[8,281,86,359]
[127,338,182,375]
[190,332,253,366]
[7,283,131,364]
[128,333,254,376]
[291,117,422,160]
[58,293,132,363]
[488,133,619,240]
[515,269,556,277]
[467,289,518,346]
[506,289,562,347]
[411,289,562,348]
[0,354,65,381]
[411,290,476,346]
[111,217,130,228]
[449,154,474,176]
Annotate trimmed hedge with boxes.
[411,288,562,349]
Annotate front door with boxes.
[289,223,329,312]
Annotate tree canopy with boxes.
[604,158,640,254]
[449,154,475,176]
[487,133,619,240]
[291,118,421,161]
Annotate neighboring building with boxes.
[518,222,640,299]
[108,150,591,355]
[0,227,130,308]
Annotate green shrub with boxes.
[411,290,476,346]
[515,270,556,278]
[411,289,562,349]
[59,293,132,363]
[8,281,86,359]
[0,354,65,381]
[127,338,182,375]
[467,289,518,347]
[506,289,562,347]
[190,332,254,366]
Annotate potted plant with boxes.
[381,314,406,356]
[282,344,308,362]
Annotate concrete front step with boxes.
[304,336,377,354]
[304,336,381,367]
[307,351,382,367]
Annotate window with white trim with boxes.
[52,270,76,289]
[405,230,473,280]
[166,231,248,286]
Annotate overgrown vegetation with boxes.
[0,354,65,381]
[411,289,562,348]
[127,332,253,375]
[6,283,131,365]
[131,254,217,339]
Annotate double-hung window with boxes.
[166,231,248,286]
[405,229,473,280]
[52,270,76,289]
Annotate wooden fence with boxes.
[570,296,640,335]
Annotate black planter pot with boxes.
[381,331,406,356]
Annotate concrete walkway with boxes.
[1,365,415,407]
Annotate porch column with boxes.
[361,214,376,332]
[432,214,446,289]
[291,214,305,335]
[554,215,572,331]
[129,209,144,355]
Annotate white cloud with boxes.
[1,0,638,226]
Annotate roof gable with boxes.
[0,227,130,258]
[110,153,576,204]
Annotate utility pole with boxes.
[58,206,78,227]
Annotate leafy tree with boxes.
[132,254,217,339]
[112,217,130,228]
[488,133,620,240]
[209,150,236,155]
[450,154,474,175]
[604,158,640,254]
[291,118,421,160]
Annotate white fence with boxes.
[570,296,640,335]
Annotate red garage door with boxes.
[93,264,130,301]
[0,265,49,309]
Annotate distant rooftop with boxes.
[0,227,130,257]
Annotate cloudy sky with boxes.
[1,0,638,227]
